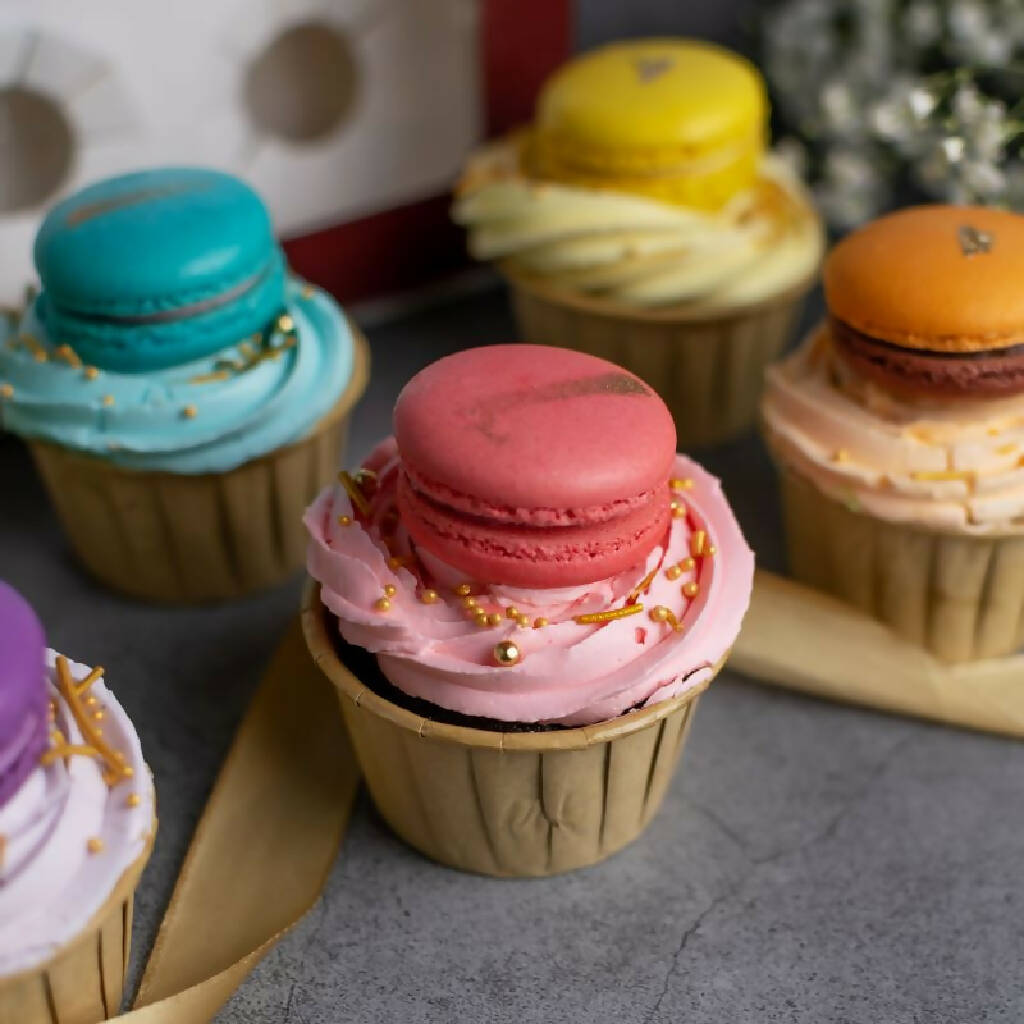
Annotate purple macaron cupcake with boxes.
[0,582,155,1023]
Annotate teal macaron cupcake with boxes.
[0,167,369,602]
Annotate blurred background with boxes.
[3,0,1020,310]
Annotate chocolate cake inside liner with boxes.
[830,316,1024,399]
[329,617,679,733]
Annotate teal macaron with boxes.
[33,167,286,373]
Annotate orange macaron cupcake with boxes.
[763,205,1024,663]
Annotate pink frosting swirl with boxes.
[304,440,753,726]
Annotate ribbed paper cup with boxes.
[504,266,813,449]
[779,469,1024,664]
[29,328,369,604]
[0,830,153,1024]
[302,580,714,877]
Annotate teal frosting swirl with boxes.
[0,280,354,474]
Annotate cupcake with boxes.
[763,205,1024,663]
[302,344,753,876]
[0,582,155,1022]
[453,39,823,448]
[0,167,368,603]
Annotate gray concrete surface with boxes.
[2,288,1024,1023]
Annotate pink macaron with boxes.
[393,344,677,587]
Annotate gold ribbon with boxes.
[112,618,360,1022]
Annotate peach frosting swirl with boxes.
[304,440,753,726]
[763,326,1024,533]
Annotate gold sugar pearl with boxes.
[475,612,490,628]
[681,557,695,571]
[84,366,99,380]
[93,710,105,721]
[384,584,397,598]
[461,595,479,609]
[278,313,295,333]
[419,589,439,604]
[517,614,531,628]
[493,640,522,666]
[301,284,315,299]
[0,383,12,399]
[387,556,406,570]
[505,606,519,619]
[533,617,549,629]
[373,597,391,613]
[833,449,850,463]
[33,350,47,363]
[337,515,352,527]
[707,545,717,556]
[682,582,699,598]
[669,477,694,491]
[125,794,142,809]
[87,837,105,854]
[182,404,198,420]
[649,605,671,623]
[665,565,683,581]
[670,501,685,518]
[454,583,473,597]
[101,394,115,408]
[486,612,503,627]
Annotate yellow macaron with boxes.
[524,39,767,211]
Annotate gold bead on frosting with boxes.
[384,584,397,597]
[649,605,670,623]
[278,313,295,333]
[0,383,12,399]
[454,583,473,597]
[493,640,522,666]
[87,837,105,854]
[461,595,479,609]
[182,404,198,419]
[337,515,352,527]
[682,582,699,598]
[101,394,115,407]
[533,617,549,629]
[419,589,439,604]
[505,606,519,619]
[486,612,503,627]
[373,597,391,613]
[665,565,682,581]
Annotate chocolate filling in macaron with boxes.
[830,316,1024,398]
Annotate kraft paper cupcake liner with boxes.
[0,829,153,1024]
[302,580,713,878]
[505,267,812,449]
[29,329,369,604]
[779,469,1024,664]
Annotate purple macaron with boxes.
[0,582,48,807]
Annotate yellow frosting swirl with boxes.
[454,140,822,310]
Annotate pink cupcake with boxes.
[302,345,753,875]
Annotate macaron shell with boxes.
[0,582,48,807]
[535,39,766,158]
[825,205,1024,353]
[394,344,676,512]
[398,471,672,587]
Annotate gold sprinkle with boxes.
[665,565,683,581]
[387,556,407,570]
[911,470,974,482]
[486,612,503,627]
[83,366,99,380]
[516,614,531,627]
[533,617,549,629]
[575,603,644,625]
[493,640,521,666]
[419,589,439,604]
[690,531,707,557]
[505,606,519,619]
[707,545,717,557]
[461,595,479,609]
[101,394,115,408]
[55,343,82,368]
[454,583,473,597]
[93,709,105,721]
[670,501,685,519]
[383,584,397,598]
[125,794,142,809]
[833,449,850,463]
[278,313,295,333]
[87,838,105,855]
[475,612,490,628]
[649,605,679,628]
[0,383,12,399]
[627,567,659,603]
[669,477,694,491]
[337,470,371,516]
[85,696,98,707]
[182,404,198,420]
[681,557,695,571]
[682,582,699,598]
[373,597,391,612]
[337,515,352,527]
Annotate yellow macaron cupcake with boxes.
[454,39,823,448]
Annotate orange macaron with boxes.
[824,205,1024,397]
